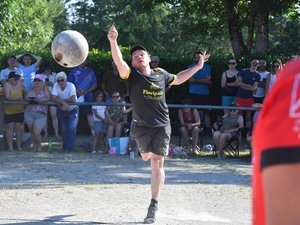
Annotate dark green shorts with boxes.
[130,121,171,156]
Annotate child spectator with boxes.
[91,90,108,153]
[105,91,127,153]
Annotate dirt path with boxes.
[0,146,252,225]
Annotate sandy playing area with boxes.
[0,137,252,225]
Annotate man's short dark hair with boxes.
[23,53,31,58]
[130,45,147,55]
[193,51,203,57]
[8,71,21,79]
[8,55,16,60]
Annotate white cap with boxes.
[56,71,67,81]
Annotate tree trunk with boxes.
[223,0,248,59]
[246,3,255,54]
[251,0,270,55]
[254,11,270,55]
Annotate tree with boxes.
[66,0,300,58]
[0,0,67,54]
[67,0,232,56]
[223,0,300,59]
[270,13,300,56]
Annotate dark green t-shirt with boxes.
[125,67,175,127]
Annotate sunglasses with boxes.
[57,79,65,83]
[228,62,236,65]
[34,79,42,82]
[273,65,280,68]
[112,95,120,98]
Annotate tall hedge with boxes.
[0,48,290,135]
[0,48,289,106]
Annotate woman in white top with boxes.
[266,59,283,94]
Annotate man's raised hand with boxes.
[107,25,118,42]
[197,51,210,68]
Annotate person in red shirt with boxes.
[253,57,300,225]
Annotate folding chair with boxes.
[212,129,241,158]
[222,131,240,157]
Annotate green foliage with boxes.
[0,47,290,111]
[270,14,300,55]
[66,1,233,56]
[0,0,66,54]
[66,0,300,59]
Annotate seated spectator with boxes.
[4,72,26,151]
[25,74,51,152]
[42,62,60,139]
[178,98,201,154]
[91,90,108,153]
[51,72,78,152]
[212,102,244,159]
[105,91,127,153]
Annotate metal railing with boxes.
[0,96,260,136]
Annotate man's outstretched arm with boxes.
[173,52,210,85]
[107,26,130,79]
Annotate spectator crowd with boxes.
[0,52,284,156]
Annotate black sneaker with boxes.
[144,205,158,224]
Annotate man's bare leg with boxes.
[141,152,165,224]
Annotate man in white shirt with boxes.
[52,72,78,152]
[0,55,23,86]
[253,59,269,103]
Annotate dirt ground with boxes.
[0,136,252,225]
